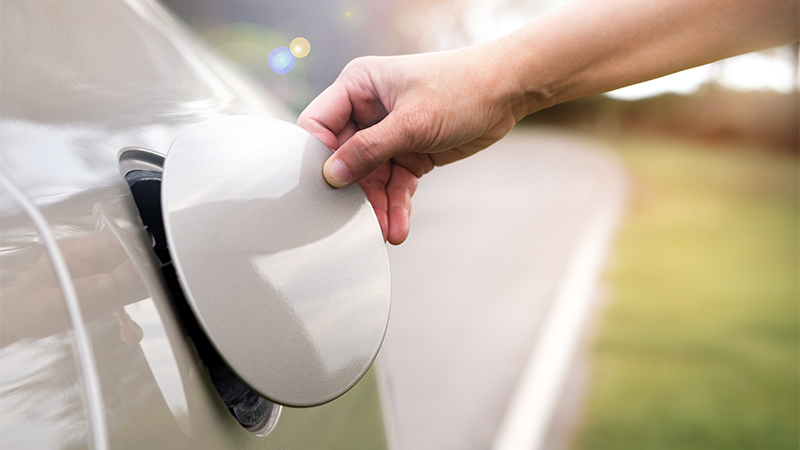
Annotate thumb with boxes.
[322,113,414,188]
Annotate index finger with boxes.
[298,84,353,150]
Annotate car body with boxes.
[0,0,392,448]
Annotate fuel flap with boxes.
[161,116,391,407]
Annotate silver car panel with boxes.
[1,0,390,447]
[0,181,93,450]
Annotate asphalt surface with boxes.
[379,127,628,450]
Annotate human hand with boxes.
[298,40,524,244]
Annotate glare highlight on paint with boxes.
[290,37,311,58]
[269,46,296,74]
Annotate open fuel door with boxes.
[160,116,391,407]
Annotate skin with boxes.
[298,0,799,245]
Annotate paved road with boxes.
[378,127,628,450]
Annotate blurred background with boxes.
[159,1,798,449]
[161,0,799,146]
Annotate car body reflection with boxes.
[0,0,391,448]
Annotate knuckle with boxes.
[342,55,378,76]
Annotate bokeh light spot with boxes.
[290,37,311,58]
[269,46,296,74]
[330,0,365,32]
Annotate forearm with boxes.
[301,0,798,243]
[491,0,800,119]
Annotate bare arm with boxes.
[505,0,799,116]
[299,0,798,244]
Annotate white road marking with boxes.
[491,160,626,450]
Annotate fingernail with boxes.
[324,157,352,188]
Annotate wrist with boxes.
[479,34,559,122]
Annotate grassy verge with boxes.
[572,137,799,450]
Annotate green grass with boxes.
[572,137,799,450]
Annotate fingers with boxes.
[392,152,435,178]
[358,161,419,245]
[358,163,393,242]
[322,112,416,188]
[298,84,354,150]
[359,180,389,242]
[336,120,360,149]
[386,165,418,245]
